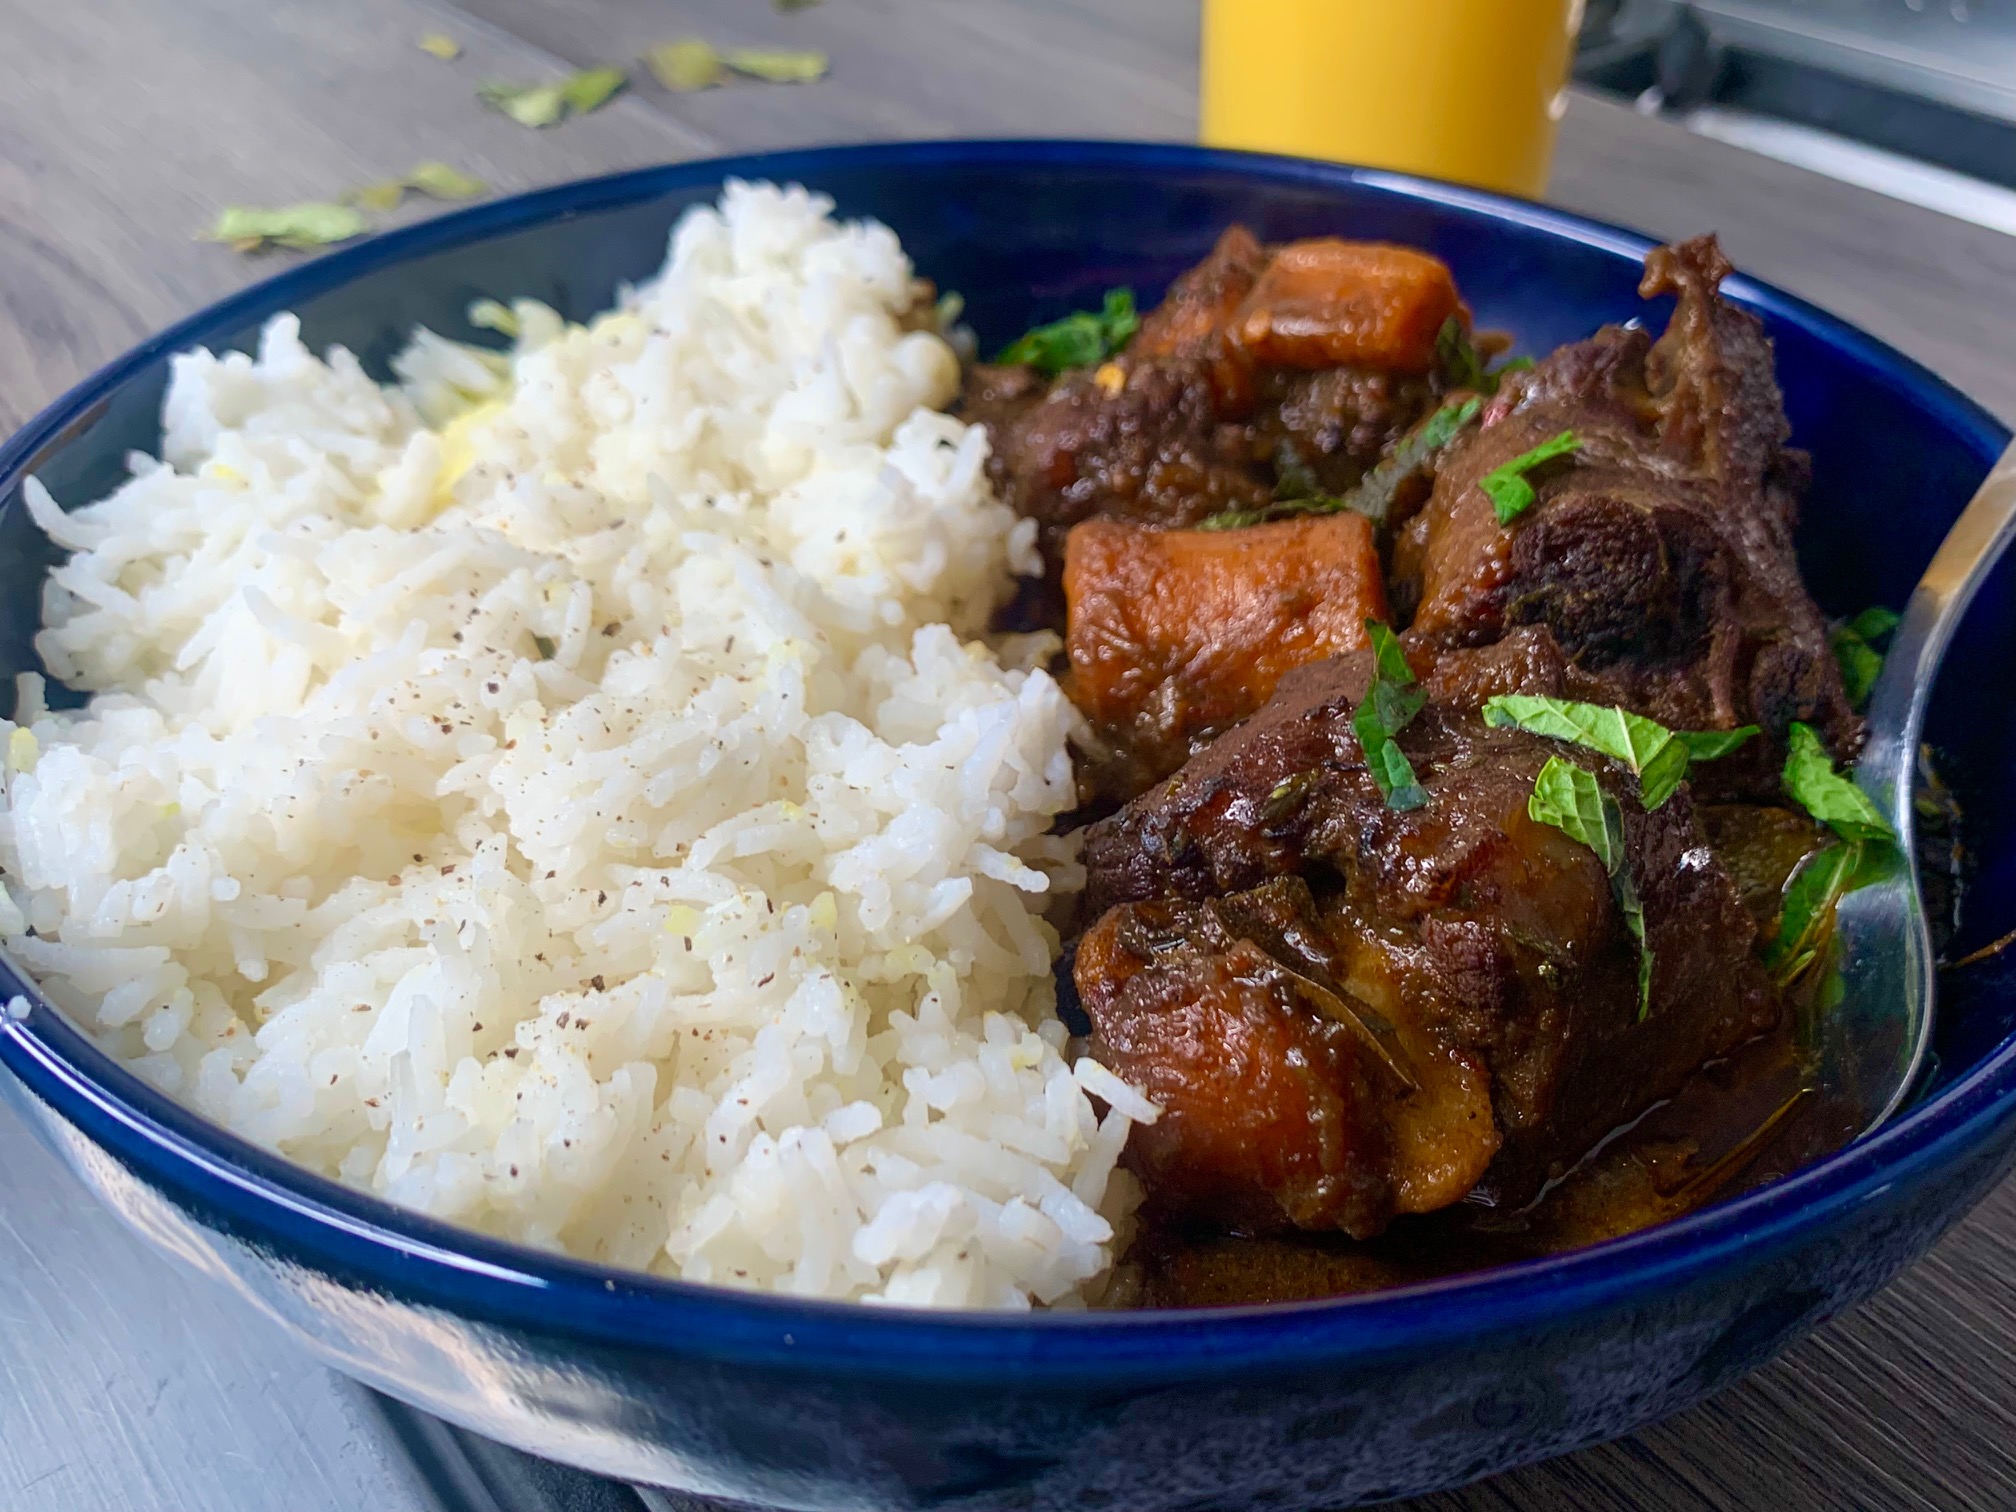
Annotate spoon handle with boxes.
[1859,439,2016,828]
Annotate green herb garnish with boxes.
[1341,396,1484,526]
[418,32,462,61]
[480,66,627,128]
[1482,694,1757,810]
[1763,840,1886,984]
[1273,438,1326,502]
[1830,605,1900,708]
[1530,755,1624,871]
[1677,728,1761,762]
[1782,722,1893,842]
[1437,316,1487,391]
[723,48,830,83]
[1435,316,1535,395]
[203,202,368,254]
[1757,724,1898,987]
[1528,756,1653,1018]
[1480,429,1580,525]
[1197,395,1482,533]
[996,289,1139,374]
[1353,622,1428,811]
[530,633,557,660]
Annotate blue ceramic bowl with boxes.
[3,141,2014,1510]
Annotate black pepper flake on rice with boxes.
[590,975,605,991]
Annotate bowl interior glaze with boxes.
[1,141,2014,1386]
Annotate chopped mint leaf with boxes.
[1830,605,1901,708]
[1435,317,1533,395]
[1354,621,1427,811]
[1529,756,1624,873]
[1677,727,1760,762]
[1482,694,1755,810]
[997,288,1139,374]
[1783,722,1893,843]
[1764,840,1887,984]
[1201,395,1483,532]
[1480,429,1579,525]
[1528,755,1653,1012]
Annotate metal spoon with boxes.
[1828,440,2016,1134]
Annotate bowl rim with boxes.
[2,137,2011,1382]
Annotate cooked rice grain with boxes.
[0,182,1144,1308]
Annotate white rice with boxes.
[0,182,1148,1308]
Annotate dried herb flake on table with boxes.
[479,67,627,128]
[723,48,829,83]
[348,162,488,213]
[645,39,724,91]
[202,202,367,254]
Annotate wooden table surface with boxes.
[5,2,2016,1508]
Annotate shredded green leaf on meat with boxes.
[1527,756,1653,1018]
[1782,722,1894,843]
[1480,429,1580,525]
[1764,841,1887,984]
[1482,694,1756,809]
[1353,622,1428,812]
[996,289,1139,374]
[1197,395,1482,532]
[1830,605,1900,708]
[1435,316,1534,396]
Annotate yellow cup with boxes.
[1200,0,1582,199]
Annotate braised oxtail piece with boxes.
[1391,234,1860,787]
[1078,646,1782,1225]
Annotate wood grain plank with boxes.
[0,0,709,430]
[447,0,1197,149]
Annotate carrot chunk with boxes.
[1232,239,1463,373]
[1064,512,1390,783]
